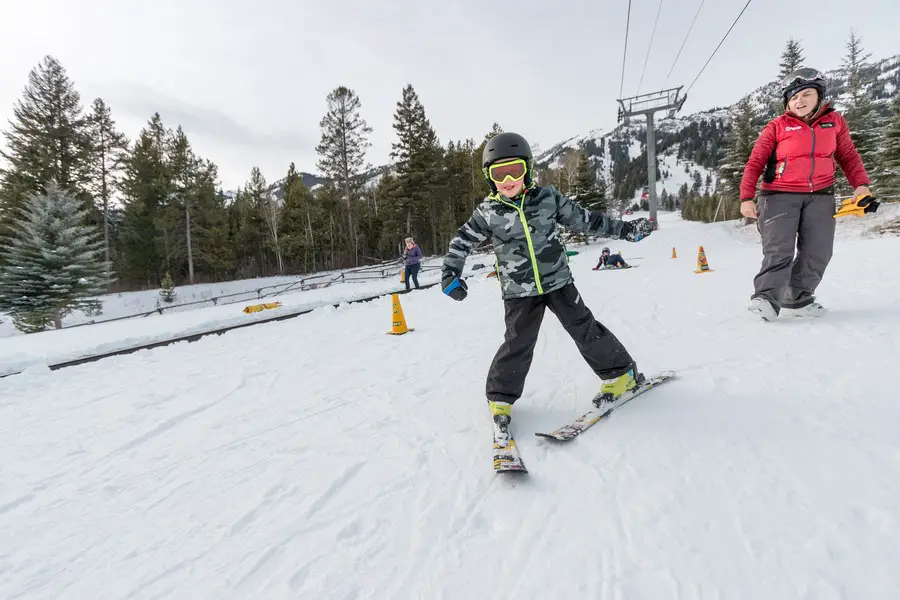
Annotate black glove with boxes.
[621,218,654,242]
[441,270,468,301]
[858,195,880,214]
[834,194,881,219]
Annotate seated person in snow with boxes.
[594,247,628,269]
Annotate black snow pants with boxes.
[752,191,836,309]
[485,282,635,404]
[404,263,420,291]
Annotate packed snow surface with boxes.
[2,209,899,599]
[0,258,453,376]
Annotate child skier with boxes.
[440,132,654,440]
[594,247,629,269]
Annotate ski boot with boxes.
[748,297,778,321]
[489,401,512,448]
[780,299,827,318]
[593,368,644,407]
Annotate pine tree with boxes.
[85,98,129,273]
[388,84,443,253]
[260,179,284,275]
[371,171,402,256]
[660,188,671,211]
[769,38,807,117]
[168,126,197,283]
[315,86,372,266]
[280,162,318,272]
[190,161,233,281]
[159,271,176,303]
[228,186,259,278]
[0,181,110,332]
[572,151,592,198]
[719,96,758,203]
[879,96,900,195]
[243,167,271,274]
[778,38,806,79]
[839,31,879,193]
[572,151,607,211]
[0,56,91,237]
[678,182,690,215]
[441,140,474,249]
[118,113,171,286]
[596,172,608,205]
[472,125,503,198]
[843,31,874,103]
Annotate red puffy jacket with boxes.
[739,104,870,200]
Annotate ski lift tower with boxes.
[616,87,687,229]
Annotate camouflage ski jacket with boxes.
[443,185,627,299]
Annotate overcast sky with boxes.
[1,0,897,190]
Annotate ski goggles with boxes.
[781,68,824,90]
[486,158,528,184]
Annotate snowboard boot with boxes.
[780,299,827,318]
[748,297,778,321]
[593,368,643,407]
[489,401,512,447]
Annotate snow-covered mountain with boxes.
[225,54,899,204]
[221,166,389,204]
[534,54,900,203]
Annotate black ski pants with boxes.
[404,263,420,291]
[752,192,835,309]
[485,283,635,404]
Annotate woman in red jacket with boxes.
[740,67,874,321]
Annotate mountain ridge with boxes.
[226,53,899,204]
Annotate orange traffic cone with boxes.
[399,268,406,283]
[694,245,714,273]
[671,247,677,259]
[386,293,414,335]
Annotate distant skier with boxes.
[439,132,654,435]
[593,247,629,269]
[740,67,878,321]
[402,237,422,292]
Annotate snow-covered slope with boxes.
[0,256,471,374]
[0,275,305,339]
[2,210,899,598]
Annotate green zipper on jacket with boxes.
[494,191,544,295]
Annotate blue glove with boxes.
[441,270,468,301]
[622,218,654,242]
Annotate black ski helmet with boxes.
[482,132,535,191]
[781,67,826,107]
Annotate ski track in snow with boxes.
[2,212,900,599]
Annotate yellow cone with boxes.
[386,293,414,335]
[694,245,714,273]
[400,267,405,283]
[671,247,677,259]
